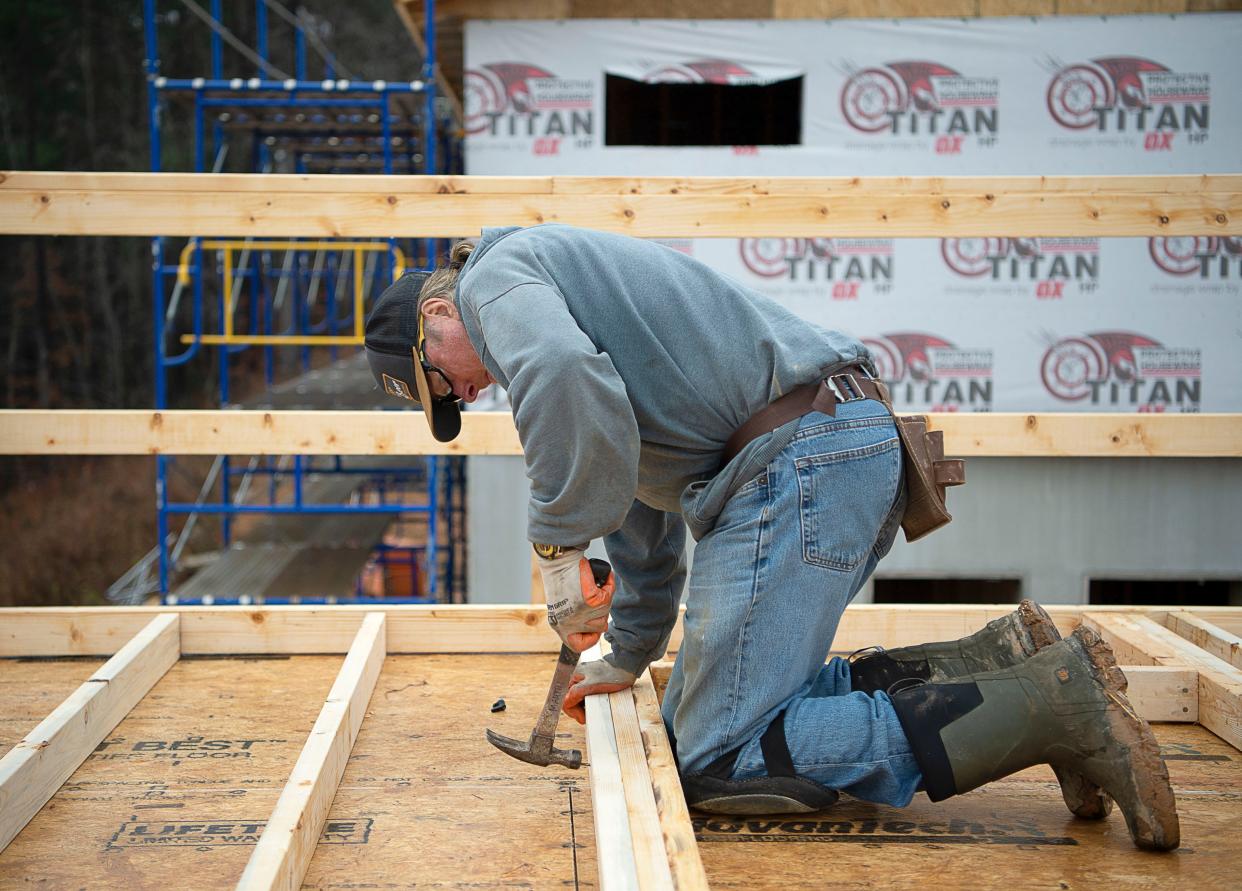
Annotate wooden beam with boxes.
[1165,611,1242,670]
[926,413,1242,458]
[5,604,1241,658]
[236,612,386,891]
[1082,613,1242,751]
[1122,665,1199,723]
[0,410,522,457]
[2,172,1238,237]
[609,680,675,889]
[3,410,1241,458]
[0,605,560,657]
[7,171,1237,195]
[631,671,709,889]
[582,646,641,891]
[0,614,179,853]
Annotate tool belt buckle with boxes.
[827,373,864,404]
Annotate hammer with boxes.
[486,558,612,769]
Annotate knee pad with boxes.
[679,711,840,815]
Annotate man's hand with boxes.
[540,549,616,652]
[562,657,638,724]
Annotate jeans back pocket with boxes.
[795,437,901,572]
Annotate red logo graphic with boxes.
[863,333,993,411]
[1046,57,1210,131]
[865,333,954,382]
[1149,237,1242,276]
[741,239,822,277]
[464,62,593,140]
[840,61,998,135]
[643,59,760,84]
[1040,332,1201,408]
[465,63,557,134]
[942,238,1036,277]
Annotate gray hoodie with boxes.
[455,225,871,674]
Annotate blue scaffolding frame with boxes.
[141,0,462,606]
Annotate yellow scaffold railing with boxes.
[176,240,407,347]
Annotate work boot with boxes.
[850,600,1113,820]
[889,626,1180,851]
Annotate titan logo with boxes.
[1046,57,1210,148]
[740,239,894,299]
[941,238,1100,298]
[1040,332,1201,411]
[465,63,594,141]
[840,61,999,151]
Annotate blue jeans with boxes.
[662,399,922,807]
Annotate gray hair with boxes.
[417,240,475,317]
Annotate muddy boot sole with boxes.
[1016,599,1066,654]
[1067,626,1180,851]
[1020,601,1116,820]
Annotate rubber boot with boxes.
[889,626,1180,852]
[850,600,1113,821]
[849,600,1062,693]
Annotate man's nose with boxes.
[460,382,479,403]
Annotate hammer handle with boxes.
[533,558,611,740]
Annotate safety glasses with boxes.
[413,311,460,404]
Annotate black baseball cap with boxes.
[364,271,463,442]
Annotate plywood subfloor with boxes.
[694,723,1240,891]
[5,652,1238,890]
[302,654,594,889]
[0,657,105,755]
[0,654,592,890]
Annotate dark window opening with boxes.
[1089,579,1241,607]
[873,578,1022,605]
[604,74,803,147]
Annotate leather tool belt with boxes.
[720,364,966,543]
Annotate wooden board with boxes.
[1165,611,1242,670]
[397,0,1226,23]
[0,614,181,853]
[631,672,709,890]
[2,172,1239,237]
[1084,613,1242,752]
[237,614,385,891]
[5,604,1242,658]
[3,410,1242,458]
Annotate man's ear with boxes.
[420,296,458,320]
